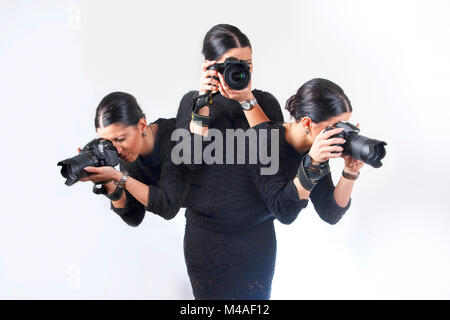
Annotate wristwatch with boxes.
[114,172,128,189]
[342,170,360,180]
[240,97,257,110]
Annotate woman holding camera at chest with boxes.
[79,92,191,226]
[176,24,284,300]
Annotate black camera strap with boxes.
[191,92,217,127]
[92,183,124,201]
[297,154,330,192]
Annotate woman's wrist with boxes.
[343,166,360,175]
[113,170,122,183]
[197,106,210,116]
[342,169,360,180]
[103,180,118,194]
[237,92,255,104]
[308,153,321,165]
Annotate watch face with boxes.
[241,101,251,110]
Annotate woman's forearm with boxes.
[243,104,270,127]
[123,176,150,208]
[105,176,150,209]
[295,173,354,208]
[333,175,356,208]
[293,177,312,200]
[190,106,210,137]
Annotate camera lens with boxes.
[231,72,246,82]
[224,62,251,90]
[362,140,387,168]
[346,135,387,168]
[58,152,99,186]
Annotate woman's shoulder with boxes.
[252,89,284,122]
[180,90,199,104]
[252,89,279,103]
[252,121,287,152]
[152,117,176,129]
[253,120,285,131]
[151,118,176,146]
[252,121,299,165]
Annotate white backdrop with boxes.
[1,0,449,299]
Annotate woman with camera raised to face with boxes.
[175,24,284,300]
[231,78,364,226]
[215,77,365,299]
[79,92,191,226]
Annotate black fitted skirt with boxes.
[183,220,277,300]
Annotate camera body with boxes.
[57,138,120,186]
[207,57,251,90]
[324,121,387,168]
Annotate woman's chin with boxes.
[121,154,136,163]
[126,154,139,163]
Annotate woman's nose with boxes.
[113,143,123,154]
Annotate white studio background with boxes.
[1,0,449,299]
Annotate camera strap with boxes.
[297,154,330,191]
[92,183,124,201]
[191,92,217,127]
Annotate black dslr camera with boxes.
[57,138,120,186]
[324,121,387,168]
[207,57,251,90]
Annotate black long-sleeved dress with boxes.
[110,118,191,226]
[176,91,351,300]
[251,121,351,225]
[176,90,283,300]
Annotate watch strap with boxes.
[240,97,257,110]
[342,170,360,180]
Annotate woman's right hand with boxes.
[308,128,346,164]
[199,60,220,95]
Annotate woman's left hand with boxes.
[217,73,254,103]
[342,155,364,174]
[79,166,121,184]
[342,122,364,174]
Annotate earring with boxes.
[142,131,147,137]
[305,128,310,135]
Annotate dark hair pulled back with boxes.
[285,78,352,123]
[95,92,145,129]
[202,24,252,61]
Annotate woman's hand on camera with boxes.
[217,72,253,103]
[77,148,120,183]
[342,155,364,174]
[199,60,220,95]
[308,127,346,164]
[341,123,364,174]
[79,166,121,184]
